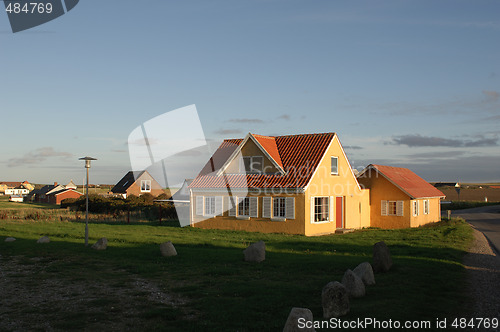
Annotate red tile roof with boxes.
[252,134,284,169]
[190,133,335,189]
[367,164,445,199]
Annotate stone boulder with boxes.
[5,237,16,242]
[91,237,108,250]
[373,241,392,272]
[37,236,50,244]
[283,307,315,332]
[353,262,376,286]
[321,281,349,318]
[341,269,365,298]
[243,240,265,262]
[160,241,177,257]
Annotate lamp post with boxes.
[79,156,97,246]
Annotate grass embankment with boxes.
[0,218,473,331]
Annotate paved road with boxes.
[451,205,500,254]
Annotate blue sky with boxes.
[1,0,499,185]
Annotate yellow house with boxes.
[357,164,445,229]
[189,132,370,236]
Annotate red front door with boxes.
[336,196,344,228]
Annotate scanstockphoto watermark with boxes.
[127,105,248,227]
[297,317,499,330]
[3,0,79,33]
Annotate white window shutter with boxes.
[381,200,387,216]
[397,200,404,216]
[215,196,223,216]
[196,196,204,216]
[263,197,272,218]
[285,197,295,219]
[311,197,315,222]
[330,196,334,223]
[250,197,258,218]
[229,196,237,216]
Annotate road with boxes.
[451,205,500,254]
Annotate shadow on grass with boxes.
[0,230,474,331]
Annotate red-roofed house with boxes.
[357,164,445,229]
[189,132,370,236]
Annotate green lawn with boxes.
[0,195,58,210]
[0,218,474,331]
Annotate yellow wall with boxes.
[224,138,280,174]
[191,192,306,235]
[357,170,441,229]
[409,197,442,227]
[304,136,371,236]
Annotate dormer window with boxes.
[240,156,264,174]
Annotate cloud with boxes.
[390,135,463,147]
[7,147,73,167]
[227,118,264,124]
[344,145,363,150]
[277,114,291,121]
[482,90,499,100]
[214,129,243,135]
[405,151,467,159]
[389,134,498,147]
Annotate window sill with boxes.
[311,220,331,224]
[236,216,250,220]
[271,217,286,222]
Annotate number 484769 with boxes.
[5,2,53,14]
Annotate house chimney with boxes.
[54,182,58,186]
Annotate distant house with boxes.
[110,171,164,198]
[0,181,33,195]
[357,164,445,229]
[433,182,459,188]
[65,180,78,190]
[26,182,83,205]
[46,188,83,205]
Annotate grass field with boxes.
[0,217,474,331]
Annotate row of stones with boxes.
[283,241,393,332]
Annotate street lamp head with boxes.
[79,156,97,168]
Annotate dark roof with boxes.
[190,132,336,189]
[50,188,83,196]
[111,171,144,194]
[364,164,445,199]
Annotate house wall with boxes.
[191,192,307,235]
[125,172,164,197]
[304,136,371,236]
[357,172,411,229]
[50,191,83,205]
[224,138,280,174]
[409,197,442,227]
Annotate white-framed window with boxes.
[381,200,404,216]
[273,197,286,218]
[424,199,430,215]
[238,197,250,217]
[140,180,151,192]
[205,196,215,216]
[331,156,338,175]
[240,156,264,174]
[313,197,329,222]
[263,197,295,220]
[196,196,223,217]
[413,200,419,216]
